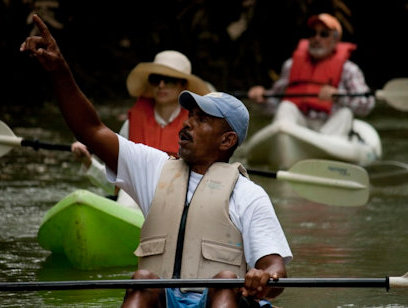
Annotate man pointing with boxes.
[21,15,292,308]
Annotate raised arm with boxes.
[20,14,119,173]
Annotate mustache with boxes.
[179,128,193,141]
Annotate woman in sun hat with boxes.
[126,50,210,156]
[71,50,211,208]
[127,50,210,99]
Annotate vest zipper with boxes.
[172,168,200,279]
[172,203,190,278]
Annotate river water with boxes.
[0,100,407,307]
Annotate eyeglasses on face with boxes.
[148,74,186,87]
[308,29,331,38]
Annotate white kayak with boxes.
[243,119,382,170]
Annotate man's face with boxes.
[178,106,231,169]
[149,74,187,106]
[308,22,338,60]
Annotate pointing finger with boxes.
[32,14,52,43]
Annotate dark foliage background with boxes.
[1,0,408,106]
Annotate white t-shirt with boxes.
[107,135,293,268]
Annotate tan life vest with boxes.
[134,159,248,279]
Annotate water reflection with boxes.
[0,101,407,307]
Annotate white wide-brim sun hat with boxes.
[126,50,211,98]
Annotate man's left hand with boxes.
[241,268,279,299]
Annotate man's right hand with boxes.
[20,14,66,72]
[248,86,266,103]
[319,84,338,101]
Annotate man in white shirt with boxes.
[21,14,292,308]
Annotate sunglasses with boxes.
[308,29,331,38]
[148,74,186,87]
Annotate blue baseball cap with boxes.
[179,91,249,145]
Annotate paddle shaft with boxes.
[21,139,71,152]
[0,134,366,191]
[13,139,280,173]
[232,91,373,99]
[6,138,361,189]
[247,169,365,190]
[0,277,393,291]
[247,169,277,178]
[0,121,368,206]
[236,78,408,111]
[264,92,373,98]
[0,135,71,152]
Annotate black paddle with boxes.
[232,78,408,112]
[1,273,407,291]
[0,120,71,157]
[0,120,369,206]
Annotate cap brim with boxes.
[179,91,223,118]
[307,15,321,27]
[307,14,342,38]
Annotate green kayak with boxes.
[37,189,145,270]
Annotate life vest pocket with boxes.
[134,235,166,257]
[195,239,246,279]
[201,239,243,266]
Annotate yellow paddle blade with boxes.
[375,78,408,111]
[278,159,369,206]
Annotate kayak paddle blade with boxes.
[376,78,408,111]
[0,120,21,157]
[281,159,369,206]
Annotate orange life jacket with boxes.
[285,39,356,114]
[128,97,187,157]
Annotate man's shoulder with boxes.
[235,174,269,196]
[342,60,364,76]
[231,174,273,214]
[283,58,293,68]
[119,135,169,159]
[343,59,361,70]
